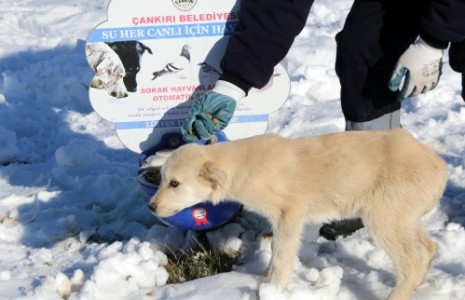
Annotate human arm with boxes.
[220,0,314,90]
[181,0,315,141]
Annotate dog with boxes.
[148,129,447,300]
[106,41,153,92]
[86,42,128,98]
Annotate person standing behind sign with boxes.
[180,0,465,239]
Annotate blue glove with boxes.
[389,37,443,100]
[181,80,245,142]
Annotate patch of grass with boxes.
[165,241,240,284]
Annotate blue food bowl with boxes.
[138,132,242,231]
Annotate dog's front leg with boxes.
[269,209,304,288]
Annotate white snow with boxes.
[0,0,465,299]
[0,124,18,165]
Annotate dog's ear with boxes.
[139,42,153,55]
[199,161,227,189]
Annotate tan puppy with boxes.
[149,129,447,300]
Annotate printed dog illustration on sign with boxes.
[106,40,153,92]
[148,129,447,300]
[86,42,128,98]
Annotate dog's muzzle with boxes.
[147,202,157,213]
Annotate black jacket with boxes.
[220,0,465,92]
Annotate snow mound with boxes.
[0,125,18,164]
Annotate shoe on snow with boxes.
[319,218,364,240]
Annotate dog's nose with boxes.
[147,203,157,213]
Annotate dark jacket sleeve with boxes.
[220,0,314,91]
[420,0,465,48]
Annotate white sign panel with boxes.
[86,0,290,153]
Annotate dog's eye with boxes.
[169,180,179,188]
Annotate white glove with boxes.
[389,37,444,99]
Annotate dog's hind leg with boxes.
[367,215,436,300]
[268,208,305,288]
[416,225,437,276]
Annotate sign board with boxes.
[86,0,290,153]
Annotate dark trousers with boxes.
[335,0,427,123]
[449,40,465,100]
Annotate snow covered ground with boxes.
[1,0,465,299]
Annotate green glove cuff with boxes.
[181,90,237,142]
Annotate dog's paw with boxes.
[258,282,286,300]
[261,266,272,278]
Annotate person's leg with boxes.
[449,39,465,101]
[335,0,425,129]
[345,110,400,130]
[320,0,425,240]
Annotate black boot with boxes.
[319,218,364,240]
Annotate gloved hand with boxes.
[389,37,444,100]
[180,80,245,142]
